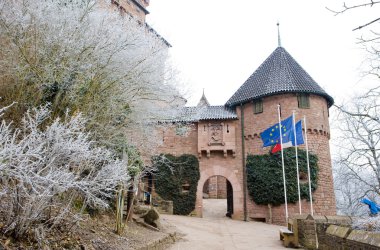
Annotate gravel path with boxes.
[162,199,286,250]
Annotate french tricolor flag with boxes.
[271,120,304,153]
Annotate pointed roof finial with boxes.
[197,88,210,107]
[277,22,282,47]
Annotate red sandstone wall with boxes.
[205,176,227,199]
[241,93,336,225]
[156,121,245,220]
[158,124,199,156]
[114,0,147,22]
[101,0,148,22]
[217,176,227,199]
[197,121,237,158]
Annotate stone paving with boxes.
[163,199,286,250]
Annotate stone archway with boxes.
[196,165,243,220]
[202,175,233,218]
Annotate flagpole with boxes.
[304,116,314,216]
[278,105,288,223]
[293,111,302,214]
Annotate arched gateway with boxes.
[202,175,233,218]
[197,168,243,219]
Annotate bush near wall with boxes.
[246,148,318,206]
[152,154,200,215]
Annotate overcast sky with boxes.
[146,0,379,107]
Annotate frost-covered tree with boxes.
[334,87,380,215]
[0,0,184,154]
[0,106,133,243]
[334,163,368,216]
[328,1,380,223]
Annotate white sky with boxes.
[146,0,379,107]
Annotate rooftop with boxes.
[172,106,237,122]
[168,94,237,122]
[225,46,334,107]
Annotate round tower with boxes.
[226,46,336,224]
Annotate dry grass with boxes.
[0,211,175,249]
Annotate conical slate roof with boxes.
[225,46,334,107]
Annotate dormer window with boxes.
[253,99,263,114]
[298,94,310,109]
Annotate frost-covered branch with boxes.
[0,0,185,154]
[0,106,130,240]
[333,88,380,215]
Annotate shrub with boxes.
[0,106,130,241]
[246,148,318,206]
[152,154,200,215]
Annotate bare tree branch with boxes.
[353,17,380,31]
[326,1,380,30]
[326,1,380,15]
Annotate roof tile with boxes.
[171,106,237,122]
[225,47,334,107]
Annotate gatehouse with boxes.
[153,45,336,224]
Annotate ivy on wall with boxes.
[246,148,318,206]
[152,154,200,215]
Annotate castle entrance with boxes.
[202,175,233,218]
[196,163,243,220]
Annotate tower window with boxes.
[298,94,310,109]
[253,99,263,114]
[182,182,190,194]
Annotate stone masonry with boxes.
[203,176,227,199]
[243,94,336,224]
[154,45,336,224]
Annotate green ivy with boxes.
[246,148,318,206]
[152,154,200,215]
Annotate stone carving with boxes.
[208,123,224,146]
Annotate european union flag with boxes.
[260,116,293,147]
[271,120,305,153]
[290,120,304,146]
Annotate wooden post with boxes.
[126,178,135,223]
[268,204,273,224]
[115,186,126,235]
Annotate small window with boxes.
[253,99,263,114]
[299,171,308,184]
[182,182,190,194]
[298,94,310,109]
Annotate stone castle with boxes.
[157,46,336,224]
[109,0,336,224]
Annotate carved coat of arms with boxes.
[208,123,224,145]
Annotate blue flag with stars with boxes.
[260,116,293,147]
